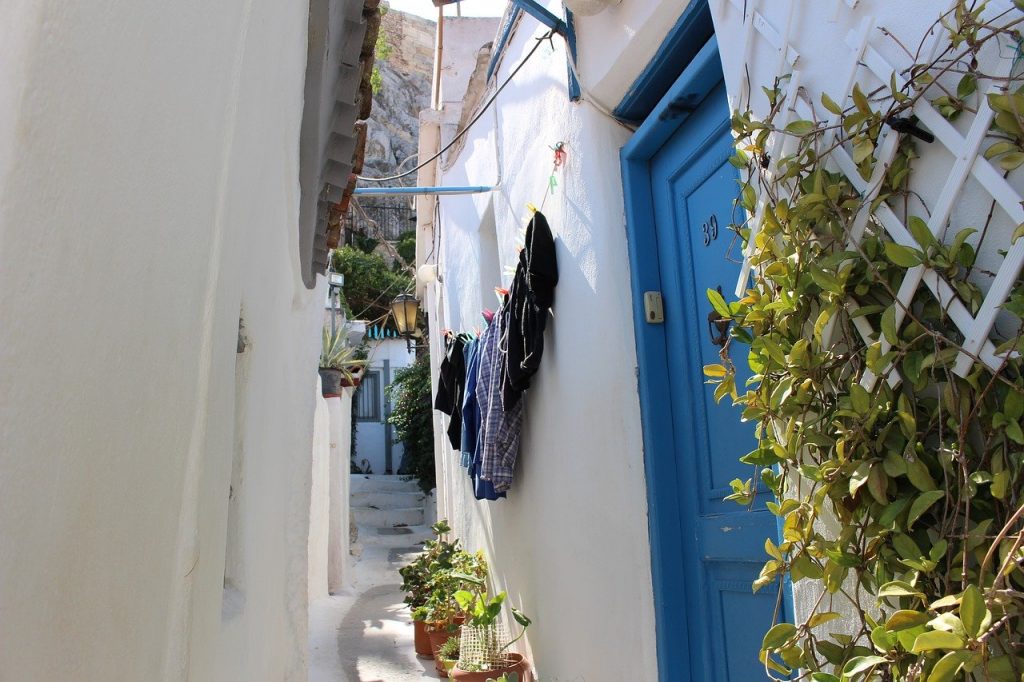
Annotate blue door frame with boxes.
[621,38,726,680]
[621,27,794,678]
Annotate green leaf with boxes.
[842,655,887,676]
[785,120,816,136]
[761,622,797,650]
[881,304,899,345]
[703,364,727,377]
[910,630,965,653]
[706,288,731,318]
[821,92,843,115]
[908,216,937,249]
[810,674,840,682]
[906,455,937,491]
[853,137,875,164]
[1012,222,1024,244]
[852,83,872,114]
[809,267,844,295]
[879,497,910,525]
[740,182,756,212]
[879,580,924,599]
[960,584,988,638]
[884,242,923,267]
[885,610,930,631]
[907,490,945,529]
[850,461,871,496]
[998,151,1024,170]
[850,383,870,414]
[957,74,977,100]
[929,651,973,682]
[510,606,531,628]
[1006,419,1024,444]
[871,624,897,652]
[992,470,1009,500]
[808,611,841,628]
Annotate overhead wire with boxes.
[356,29,557,183]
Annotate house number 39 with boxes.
[702,214,719,246]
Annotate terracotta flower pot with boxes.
[319,368,343,397]
[450,653,531,682]
[428,623,462,678]
[413,619,433,658]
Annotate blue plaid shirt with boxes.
[475,308,524,492]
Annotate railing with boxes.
[344,202,416,242]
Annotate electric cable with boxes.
[356,29,556,182]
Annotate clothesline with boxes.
[433,210,558,500]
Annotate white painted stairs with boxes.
[350,474,432,549]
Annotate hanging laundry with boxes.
[433,334,467,450]
[467,319,507,500]
[459,335,480,469]
[503,210,558,408]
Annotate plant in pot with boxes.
[319,326,365,397]
[400,520,452,657]
[416,550,488,677]
[437,635,460,676]
[399,521,488,661]
[450,586,532,682]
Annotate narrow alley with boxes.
[310,476,437,682]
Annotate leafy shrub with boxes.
[387,354,434,492]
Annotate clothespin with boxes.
[550,141,567,168]
[548,175,558,194]
[526,202,539,214]
[482,309,495,323]
[494,287,509,297]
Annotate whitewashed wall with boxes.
[309,387,332,602]
[423,0,1024,677]
[0,2,325,680]
[422,6,680,681]
[327,390,355,594]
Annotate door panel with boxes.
[649,78,783,681]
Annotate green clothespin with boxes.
[549,174,557,194]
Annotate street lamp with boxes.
[328,270,345,336]
[391,292,421,352]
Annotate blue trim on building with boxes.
[486,7,523,83]
[620,38,722,681]
[564,9,580,102]
[514,0,568,36]
[613,0,715,124]
[353,186,494,196]
[485,1,579,101]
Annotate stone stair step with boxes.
[350,474,421,494]
[351,490,426,509]
[352,505,424,528]
[355,523,433,549]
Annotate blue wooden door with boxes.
[647,78,784,679]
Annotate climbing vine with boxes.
[706,3,1024,680]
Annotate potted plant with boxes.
[399,521,450,657]
[417,549,488,676]
[398,521,487,660]
[450,587,532,682]
[437,635,460,677]
[319,326,365,397]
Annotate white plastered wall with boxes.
[424,6,666,680]
[0,1,325,680]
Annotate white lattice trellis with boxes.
[727,1,1024,387]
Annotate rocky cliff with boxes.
[359,9,434,198]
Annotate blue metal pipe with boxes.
[352,186,495,196]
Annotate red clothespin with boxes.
[551,141,567,168]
